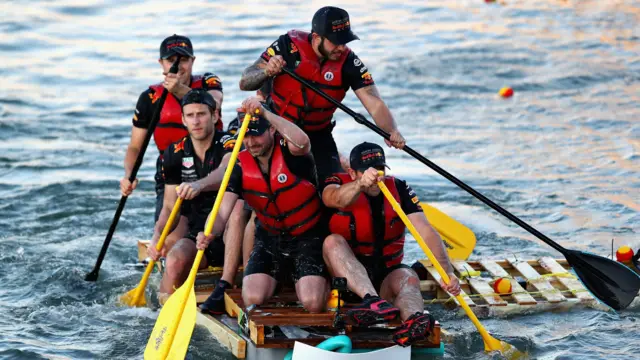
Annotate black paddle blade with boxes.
[566,250,640,310]
[85,268,99,282]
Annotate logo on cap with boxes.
[324,72,334,81]
[331,18,350,32]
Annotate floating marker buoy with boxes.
[499,87,514,98]
[493,277,512,294]
[616,246,634,263]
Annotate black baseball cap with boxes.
[237,111,270,136]
[226,117,239,135]
[349,142,390,171]
[311,6,359,45]
[181,89,216,111]
[160,34,194,59]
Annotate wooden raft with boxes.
[418,257,597,316]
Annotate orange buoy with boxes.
[499,87,514,98]
[616,246,634,263]
[493,277,512,294]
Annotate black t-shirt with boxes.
[132,73,223,129]
[227,135,318,199]
[259,33,375,92]
[323,175,422,215]
[162,131,235,231]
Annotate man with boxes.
[322,142,461,346]
[147,89,235,297]
[197,96,328,314]
[239,6,406,181]
[121,34,224,255]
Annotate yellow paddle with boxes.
[420,202,476,260]
[378,174,524,359]
[119,195,184,307]
[144,112,253,360]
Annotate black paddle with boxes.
[281,67,640,310]
[85,56,181,282]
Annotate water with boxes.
[1,0,638,359]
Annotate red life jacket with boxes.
[270,30,349,132]
[149,75,223,153]
[328,174,406,267]
[238,136,322,236]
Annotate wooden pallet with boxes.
[419,257,597,316]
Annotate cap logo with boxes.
[167,42,188,49]
[277,173,288,183]
[324,71,334,81]
[331,18,350,32]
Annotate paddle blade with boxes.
[421,202,476,260]
[119,285,147,307]
[567,250,640,310]
[144,285,197,360]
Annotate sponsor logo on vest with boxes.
[277,173,288,183]
[182,157,194,168]
[324,71,334,81]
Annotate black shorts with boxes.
[185,231,225,267]
[244,225,327,283]
[154,154,164,222]
[358,256,411,292]
[308,131,344,184]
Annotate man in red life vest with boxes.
[120,35,224,254]
[197,96,329,314]
[322,142,461,346]
[239,7,406,183]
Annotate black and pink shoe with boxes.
[346,294,400,326]
[393,312,435,347]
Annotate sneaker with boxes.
[199,279,231,316]
[393,312,435,347]
[346,294,400,326]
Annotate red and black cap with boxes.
[311,6,359,45]
[349,142,390,171]
[236,111,270,136]
[160,34,194,59]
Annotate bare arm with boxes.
[193,153,232,192]
[220,200,250,285]
[206,192,240,237]
[408,212,454,275]
[262,106,310,155]
[239,58,269,91]
[151,185,181,245]
[322,182,363,209]
[124,126,148,177]
[354,85,399,135]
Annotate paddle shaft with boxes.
[377,179,500,350]
[130,196,184,305]
[281,67,566,255]
[85,57,182,281]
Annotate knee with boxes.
[242,288,268,307]
[165,247,190,274]
[299,294,326,313]
[401,268,421,289]
[323,234,347,254]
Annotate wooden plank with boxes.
[479,260,537,305]
[420,280,438,292]
[424,262,475,306]
[249,313,335,327]
[225,292,241,317]
[196,312,246,359]
[249,320,264,345]
[538,257,594,301]
[508,258,566,303]
[452,261,507,306]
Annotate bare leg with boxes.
[295,275,329,313]
[379,268,423,321]
[242,273,277,307]
[221,201,249,285]
[322,234,377,298]
[242,211,256,268]
[159,238,209,294]
[162,215,189,256]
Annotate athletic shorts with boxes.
[358,256,411,292]
[244,225,327,284]
[185,231,225,267]
[308,131,344,185]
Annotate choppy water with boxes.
[1,0,639,359]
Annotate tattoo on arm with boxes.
[240,59,269,91]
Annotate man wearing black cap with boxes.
[120,34,224,253]
[321,142,461,346]
[196,96,329,315]
[146,88,237,298]
[239,6,405,183]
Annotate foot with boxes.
[199,279,231,315]
[393,312,435,347]
[346,294,400,326]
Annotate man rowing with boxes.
[322,142,461,346]
[239,6,406,182]
[197,96,328,314]
[147,89,237,299]
[121,34,224,255]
